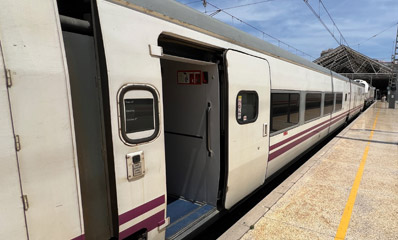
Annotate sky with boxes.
[175,0,398,62]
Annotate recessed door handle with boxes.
[263,123,268,137]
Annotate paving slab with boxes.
[241,217,334,240]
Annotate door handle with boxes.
[207,102,213,157]
[263,123,268,137]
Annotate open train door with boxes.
[0,1,84,239]
[0,41,28,240]
[224,50,271,209]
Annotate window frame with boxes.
[269,90,301,136]
[323,92,334,116]
[118,84,160,145]
[236,90,259,125]
[334,92,343,112]
[304,92,322,123]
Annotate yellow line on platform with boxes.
[334,109,380,240]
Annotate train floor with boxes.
[166,198,216,239]
[219,101,398,240]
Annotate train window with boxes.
[345,93,348,101]
[236,91,258,124]
[335,93,343,111]
[324,93,334,115]
[305,93,321,121]
[270,93,300,133]
[118,84,160,145]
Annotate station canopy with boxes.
[314,45,394,91]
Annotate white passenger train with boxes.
[354,79,376,108]
[0,0,365,239]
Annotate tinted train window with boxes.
[124,99,154,133]
[236,91,258,124]
[118,85,160,145]
[305,93,321,121]
[335,93,343,111]
[271,93,300,133]
[324,93,334,115]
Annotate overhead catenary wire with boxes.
[355,21,398,47]
[305,0,396,62]
[204,1,316,60]
[206,0,276,16]
[318,0,350,47]
[303,0,349,47]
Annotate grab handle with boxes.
[207,102,213,157]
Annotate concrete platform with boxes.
[219,101,398,240]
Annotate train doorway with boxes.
[159,37,224,238]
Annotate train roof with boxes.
[119,0,351,82]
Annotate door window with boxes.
[118,84,160,145]
[236,91,258,124]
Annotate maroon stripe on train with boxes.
[119,195,165,225]
[119,210,164,239]
[269,113,346,162]
[71,234,85,240]
[269,104,363,151]
[351,105,362,111]
[350,108,357,113]
[269,110,348,151]
[350,106,358,112]
[268,114,346,161]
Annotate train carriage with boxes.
[354,79,376,108]
[0,0,365,239]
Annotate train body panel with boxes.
[0,41,28,240]
[96,1,270,235]
[354,79,375,108]
[369,87,376,101]
[224,50,271,209]
[267,57,332,176]
[350,81,365,117]
[95,2,167,238]
[0,0,83,239]
[330,74,351,133]
[0,0,367,239]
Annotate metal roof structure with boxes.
[314,45,395,90]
